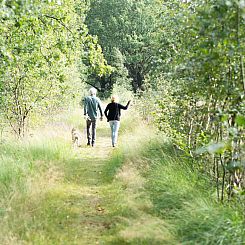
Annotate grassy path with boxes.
[34,135,115,244]
[36,127,175,244]
[2,111,242,244]
[0,115,174,244]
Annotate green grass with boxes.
[102,150,124,183]
[0,108,244,244]
[140,141,245,245]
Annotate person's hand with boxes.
[84,115,89,120]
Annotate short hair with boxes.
[111,95,119,102]
[89,87,97,95]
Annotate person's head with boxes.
[89,87,97,96]
[111,95,119,103]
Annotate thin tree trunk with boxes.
[236,4,245,93]
[215,157,220,202]
[240,55,245,93]
[220,154,226,203]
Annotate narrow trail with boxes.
[15,119,177,244]
[41,135,115,244]
[1,112,243,244]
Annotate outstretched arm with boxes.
[119,100,131,110]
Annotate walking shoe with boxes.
[87,142,91,146]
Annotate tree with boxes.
[140,0,245,202]
[86,0,162,91]
[0,0,111,137]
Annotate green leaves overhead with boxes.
[86,0,163,91]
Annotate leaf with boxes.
[206,142,227,154]
[195,141,227,155]
[221,114,229,122]
[226,161,244,172]
[195,146,207,154]
[228,127,238,136]
[235,115,245,127]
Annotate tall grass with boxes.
[133,142,245,244]
[0,109,83,243]
[144,142,245,244]
[101,111,245,244]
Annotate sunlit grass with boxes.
[0,109,80,243]
[0,107,244,244]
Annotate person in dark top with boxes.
[104,95,131,147]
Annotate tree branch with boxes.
[85,81,101,92]
[43,14,73,35]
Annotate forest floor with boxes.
[1,108,244,244]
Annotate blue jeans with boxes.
[109,120,120,146]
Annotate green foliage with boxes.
[86,0,163,91]
[0,0,84,136]
[0,0,111,136]
[82,35,113,82]
[108,48,132,94]
[140,0,245,203]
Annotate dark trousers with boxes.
[86,119,97,144]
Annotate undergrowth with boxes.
[100,109,245,244]
[0,107,244,244]
[108,131,245,244]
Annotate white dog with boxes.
[71,128,82,147]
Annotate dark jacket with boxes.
[104,101,130,121]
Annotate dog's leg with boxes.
[75,137,79,148]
